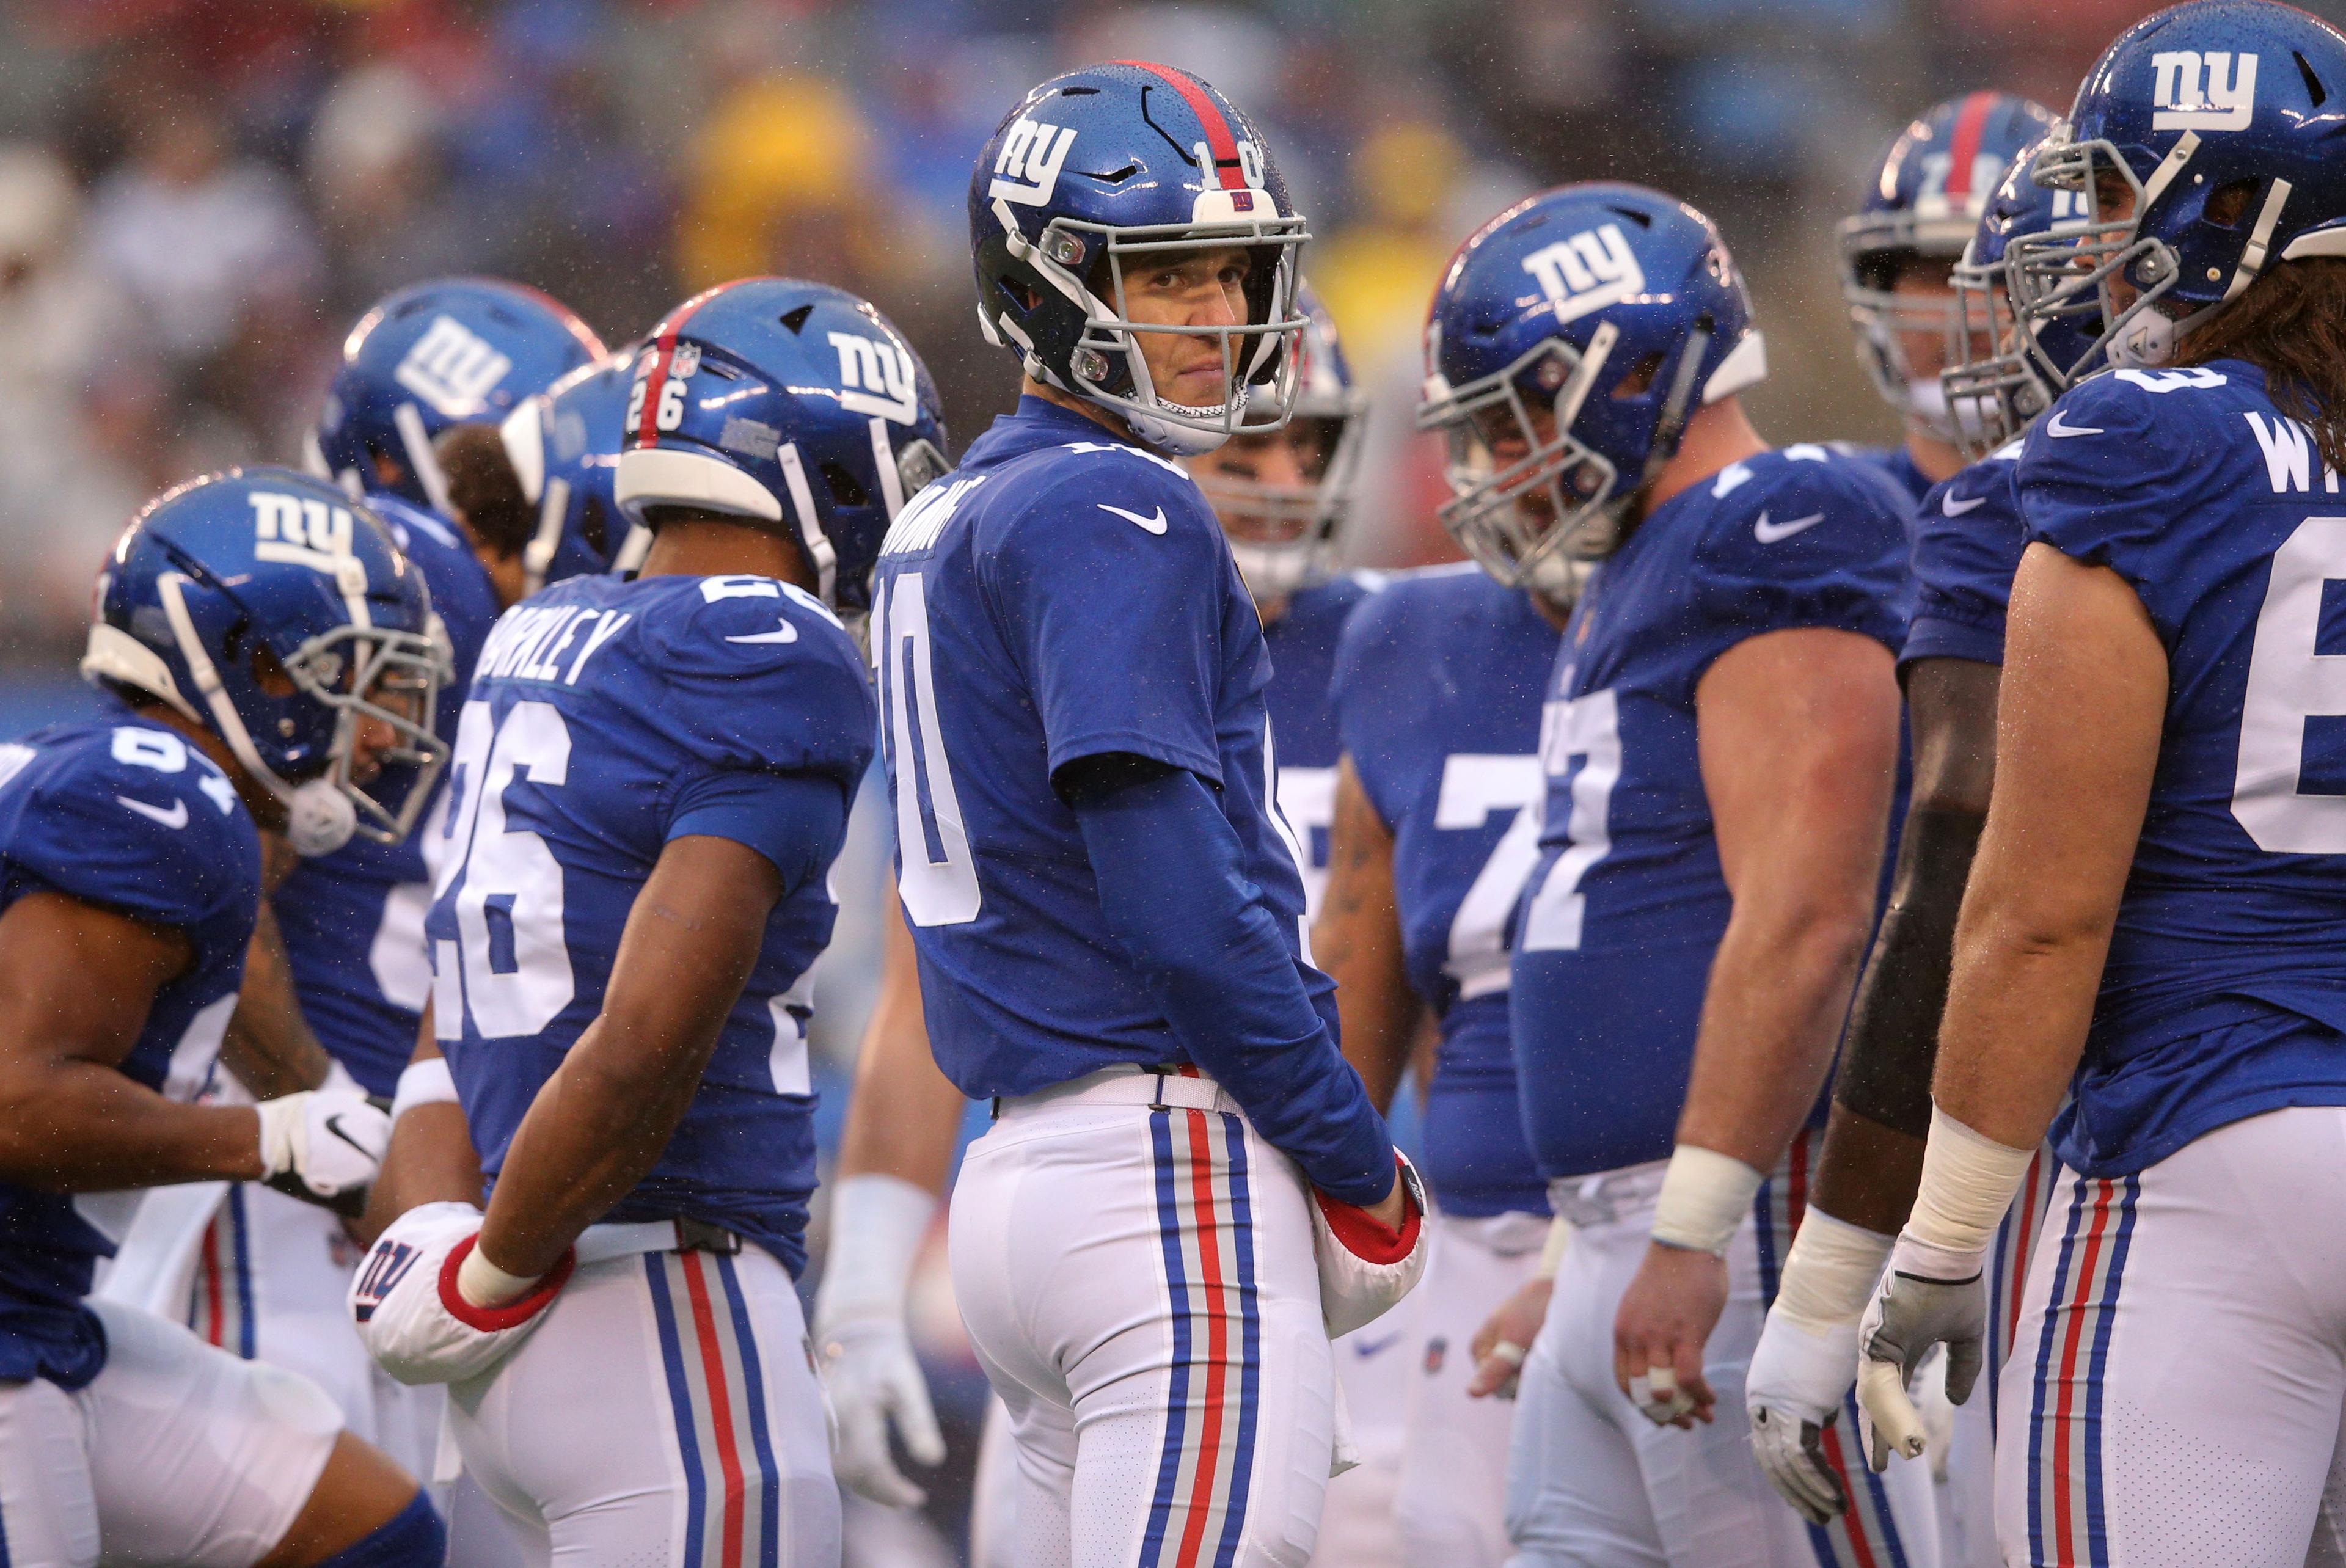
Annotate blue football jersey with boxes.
[425,571,874,1275]
[870,398,1352,1116]
[1333,564,1559,1217]
[1263,572,1381,919]
[271,495,499,1095]
[1904,442,2025,669]
[1841,442,1935,508]
[0,706,259,1386]
[1510,445,1910,1179]
[2017,362,2346,1176]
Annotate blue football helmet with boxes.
[1189,282,1367,602]
[81,467,447,856]
[499,348,634,596]
[612,279,949,619]
[1417,182,1768,595]
[970,61,1308,456]
[1839,91,2057,438]
[2016,1,2346,369]
[309,278,607,517]
[1940,137,2105,456]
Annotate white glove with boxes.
[1747,1306,1858,1525]
[255,1074,391,1216]
[1854,1233,1986,1471]
[1309,1151,1430,1338]
[347,1201,572,1385]
[812,1173,946,1508]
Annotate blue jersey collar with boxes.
[962,395,1141,470]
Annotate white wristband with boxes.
[813,1173,938,1327]
[455,1241,539,1308]
[390,1057,459,1122]
[1649,1144,1766,1256]
[1772,1208,1895,1330]
[1906,1105,2036,1259]
[1535,1216,1570,1282]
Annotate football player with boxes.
[1309,513,1569,1563]
[351,278,946,1567]
[434,348,644,607]
[1420,182,1937,1565]
[1857,5,2346,1561]
[869,63,1422,1566]
[1746,141,2100,1566]
[812,290,1404,1568]
[0,468,447,1566]
[161,283,601,1537]
[1838,92,2055,500]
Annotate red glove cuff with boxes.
[437,1233,577,1332]
[1314,1154,1423,1265]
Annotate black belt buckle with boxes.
[674,1217,742,1255]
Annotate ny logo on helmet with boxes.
[395,315,514,417]
[2152,51,2257,132]
[990,117,1078,207]
[830,332,920,424]
[1521,225,1646,326]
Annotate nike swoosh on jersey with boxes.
[725,618,799,645]
[116,793,188,830]
[1753,511,1826,544]
[1941,490,1988,517]
[1098,503,1168,535]
[2045,410,2105,437]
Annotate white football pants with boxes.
[951,1067,1344,1568]
[448,1235,838,1568]
[1993,1107,2346,1568]
[1506,1144,1940,1568]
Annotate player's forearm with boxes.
[475,1014,711,1277]
[835,906,963,1194]
[221,900,333,1099]
[1676,897,1877,1170]
[0,1065,263,1189]
[1314,896,1418,1115]
[1930,916,2105,1150]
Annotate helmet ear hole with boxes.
[2207,178,2260,230]
[819,461,869,509]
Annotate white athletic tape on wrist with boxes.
[1906,1106,2036,1258]
[1649,1144,1765,1256]
[813,1173,937,1326]
[1535,1215,1570,1281]
[1772,1208,1895,1331]
[390,1058,458,1123]
[455,1243,541,1310]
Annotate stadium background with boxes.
[0,1,2315,1559]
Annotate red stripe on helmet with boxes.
[634,282,729,447]
[1115,60,1248,190]
[1944,92,1997,200]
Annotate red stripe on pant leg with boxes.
[680,1251,748,1568]
[1175,1108,1230,1568]
[2050,1181,2114,1563]
[1786,1134,1810,1230]
[200,1222,224,1347]
[1814,1422,1880,1568]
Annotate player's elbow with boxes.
[0,1062,65,1183]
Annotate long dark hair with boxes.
[2179,257,2346,475]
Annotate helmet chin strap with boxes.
[155,572,357,857]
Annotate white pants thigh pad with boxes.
[1397,1209,1548,1568]
[1507,1157,1940,1568]
[448,1241,838,1568]
[1995,1107,2346,1568]
[951,1077,1336,1568]
[0,1299,342,1568]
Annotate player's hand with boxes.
[1309,1152,1430,1338]
[1613,1240,1727,1428]
[1854,1234,1986,1471]
[255,1084,393,1217]
[347,1200,574,1385]
[1468,1274,1554,1399]
[816,1313,948,1508]
[1745,1303,1859,1524]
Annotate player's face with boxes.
[1891,264,1968,379]
[1188,417,1337,544]
[2096,169,2142,311]
[1117,243,1254,409]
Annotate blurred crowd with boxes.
[0,0,2274,675]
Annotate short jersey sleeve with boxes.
[1684,459,1910,685]
[3,731,258,936]
[2017,373,2229,649]
[976,448,1232,786]
[642,577,880,795]
[1904,453,2026,670]
[1329,585,1414,831]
